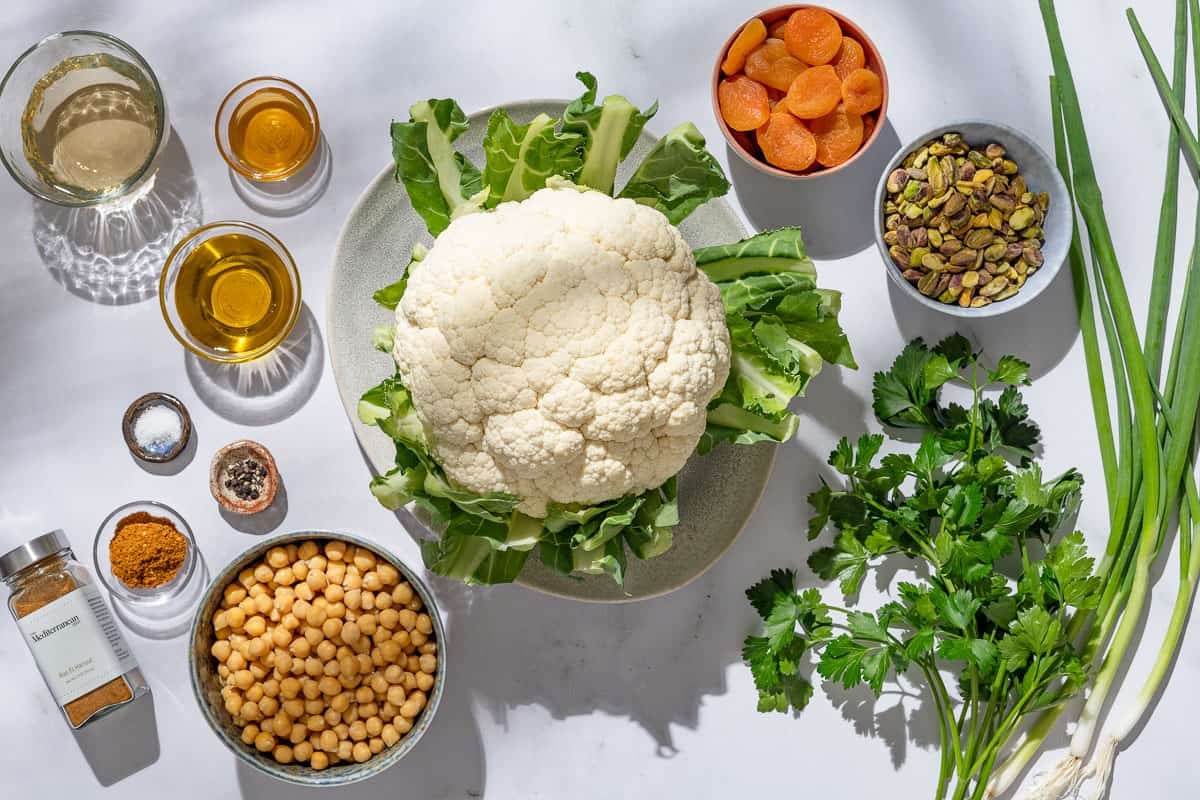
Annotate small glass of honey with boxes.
[215,77,318,182]
[159,221,301,363]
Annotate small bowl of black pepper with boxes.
[209,440,280,515]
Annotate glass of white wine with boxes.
[0,30,167,206]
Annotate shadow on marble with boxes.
[32,126,203,305]
[221,483,289,535]
[73,689,160,785]
[886,251,1079,382]
[725,119,903,260]
[233,662,485,799]
[229,133,333,217]
[185,303,324,426]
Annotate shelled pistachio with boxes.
[882,132,1049,308]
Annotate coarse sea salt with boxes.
[134,404,183,456]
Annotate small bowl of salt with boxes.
[122,392,193,463]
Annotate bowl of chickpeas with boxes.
[188,532,445,785]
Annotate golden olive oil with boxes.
[22,53,159,199]
[227,87,315,178]
[173,233,296,357]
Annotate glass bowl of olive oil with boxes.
[0,30,166,206]
[160,221,301,364]
[215,76,319,182]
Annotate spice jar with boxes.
[1,530,149,728]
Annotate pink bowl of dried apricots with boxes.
[712,4,889,179]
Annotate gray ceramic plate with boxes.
[328,99,776,602]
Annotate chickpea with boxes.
[353,548,377,572]
[247,638,268,660]
[248,583,268,599]
[290,638,311,659]
[242,700,262,721]
[292,560,309,582]
[283,699,305,719]
[371,649,385,668]
[241,724,259,745]
[352,685,372,704]
[323,707,341,727]
[373,628,390,647]
[306,714,326,732]
[363,572,383,592]
[407,596,423,612]
[361,592,376,612]
[213,610,229,632]
[265,547,289,569]
[380,641,403,663]
[380,702,397,721]
[359,702,379,719]
[369,737,384,755]
[226,607,247,630]
[274,567,295,586]
[323,660,340,678]
[397,609,417,631]
[306,605,328,628]
[327,602,346,619]
[363,714,383,737]
[304,657,324,678]
[321,618,343,640]
[367,673,386,696]
[381,724,400,747]
[259,696,280,717]
[341,621,361,645]
[375,592,393,611]
[298,541,318,560]
[301,678,322,701]
[402,672,417,692]
[279,675,300,698]
[238,568,256,590]
[344,587,362,610]
[308,553,329,572]
[377,563,400,586]
[232,669,253,690]
[246,684,265,703]
[226,583,249,605]
[334,722,350,739]
[319,728,338,752]
[331,692,352,713]
[348,720,368,741]
[338,674,359,690]
[251,564,272,583]
[269,626,291,649]
[386,685,407,706]
[410,630,428,648]
[293,740,313,762]
[353,741,371,763]
[356,653,373,675]
[392,630,411,649]
[416,653,437,674]
[273,712,293,738]
[399,700,420,719]
[310,751,329,771]
[359,614,378,637]
[420,642,438,655]
[416,672,435,693]
[250,664,269,682]
[393,583,413,605]
[218,665,231,681]
[282,612,301,632]
[245,615,267,637]
[338,740,354,761]
[407,655,421,673]
[327,563,347,587]
[273,744,294,764]
[212,640,232,662]
[324,540,347,561]
[344,572,363,591]
[227,651,247,671]
[253,593,273,615]
[295,582,314,602]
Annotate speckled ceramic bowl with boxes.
[874,120,1070,318]
[188,531,447,786]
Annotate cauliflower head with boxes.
[392,186,731,517]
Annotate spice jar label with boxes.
[15,584,137,706]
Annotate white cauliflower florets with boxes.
[393,186,731,517]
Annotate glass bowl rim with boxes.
[214,75,321,182]
[158,219,303,364]
[0,29,167,207]
[93,499,199,603]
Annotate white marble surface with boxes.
[0,0,1196,797]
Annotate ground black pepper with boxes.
[223,457,267,501]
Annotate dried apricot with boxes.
[831,36,865,80]
[810,106,864,167]
[747,52,807,92]
[756,112,817,171]
[767,18,789,39]
[784,64,842,119]
[784,8,843,65]
[721,18,768,75]
[718,76,770,132]
[841,67,883,115]
[862,113,876,141]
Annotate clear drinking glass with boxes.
[0,30,167,206]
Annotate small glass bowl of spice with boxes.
[210,440,280,515]
[122,392,193,462]
[93,501,204,637]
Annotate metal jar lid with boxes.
[0,530,71,581]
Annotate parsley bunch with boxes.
[744,336,1099,799]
